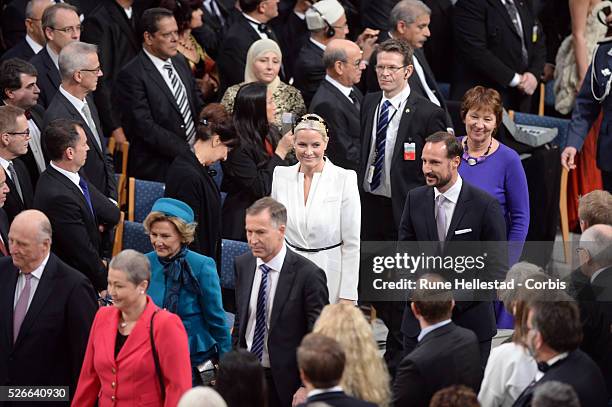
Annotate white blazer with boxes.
[271,159,361,303]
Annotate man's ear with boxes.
[410,301,419,318]
[404,64,414,80]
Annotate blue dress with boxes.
[147,250,231,365]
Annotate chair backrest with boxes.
[128,177,165,222]
[122,221,152,254]
[512,111,571,149]
[437,82,451,101]
[220,239,251,289]
[210,161,223,188]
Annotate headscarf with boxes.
[244,38,282,92]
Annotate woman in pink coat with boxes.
[72,250,192,407]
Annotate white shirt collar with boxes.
[46,44,59,69]
[382,83,411,109]
[25,34,43,54]
[308,386,343,398]
[434,174,463,205]
[544,352,569,368]
[50,161,80,187]
[242,12,264,26]
[325,75,352,98]
[22,253,50,279]
[417,319,452,342]
[123,6,133,19]
[59,85,85,111]
[0,157,12,173]
[255,242,287,272]
[143,47,171,69]
[294,10,306,20]
[310,37,327,51]
[591,267,607,283]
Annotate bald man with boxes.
[0,210,98,401]
[309,39,364,172]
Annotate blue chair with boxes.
[210,161,223,188]
[112,213,152,255]
[437,82,451,100]
[220,239,250,289]
[512,112,571,149]
[128,177,165,222]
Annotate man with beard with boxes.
[398,131,507,368]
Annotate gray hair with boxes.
[323,46,347,70]
[178,387,227,407]
[498,262,549,307]
[532,381,580,407]
[42,3,78,33]
[246,197,287,228]
[109,250,151,286]
[580,224,612,265]
[390,0,431,29]
[59,41,98,81]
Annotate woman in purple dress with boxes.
[458,86,530,328]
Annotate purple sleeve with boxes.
[503,148,530,264]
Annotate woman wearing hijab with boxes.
[221,38,306,126]
[144,198,231,385]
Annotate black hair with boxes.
[196,103,240,149]
[232,82,275,152]
[215,350,267,407]
[43,119,81,161]
[0,58,38,99]
[138,7,175,43]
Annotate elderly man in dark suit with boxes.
[393,274,482,407]
[451,0,546,112]
[0,58,46,187]
[0,105,34,225]
[360,39,447,374]
[216,0,281,92]
[80,0,140,141]
[0,209,98,403]
[398,132,508,367]
[44,41,117,204]
[115,7,203,182]
[0,0,50,63]
[310,39,364,172]
[30,3,81,109]
[233,197,329,407]
[33,119,119,294]
[0,170,10,257]
[513,293,608,407]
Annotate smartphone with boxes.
[281,112,295,135]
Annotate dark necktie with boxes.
[79,177,95,217]
[370,100,391,191]
[252,264,271,361]
[349,90,361,111]
[503,0,528,65]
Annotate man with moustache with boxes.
[398,131,507,368]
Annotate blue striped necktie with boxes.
[163,63,196,145]
[370,100,391,191]
[251,264,271,361]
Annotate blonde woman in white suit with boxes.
[271,114,361,304]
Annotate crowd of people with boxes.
[0,0,611,406]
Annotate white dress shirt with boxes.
[143,48,188,97]
[535,352,568,381]
[59,85,89,123]
[325,75,353,103]
[25,34,43,54]
[242,13,269,40]
[49,161,84,194]
[0,157,15,182]
[310,37,326,51]
[434,175,463,237]
[412,56,441,107]
[13,253,50,310]
[46,45,59,70]
[307,386,343,398]
[245,243,287,368]
[417,319,451,342]
[27,117,45,173]
[363,84,411,197]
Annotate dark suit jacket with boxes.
[217,13,279,92]
[0,208,8,257]
[33,166,119,291]
[232,249,329,407]
[165,151,222,265]
[81,0,140,134]
[450,0,546,109]
[309,79,362,171]
[0,253,97,404]
[2,159,34,225]
[392,322,482,407]
[271,9,309,81]
[358,91,447,225]
[30,47,61,109]
[15,103,45,188]
[512,349,608,407]
[299,391,377,407]
[422,0,454,83]
[43,91,118,200]
[293,39,325,106]
[398,181,507,341]
[0,38,35,63]
[115,50,203,181]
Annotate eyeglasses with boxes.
[6,129,30,137]
[81,66,102,74]
[342,59,363,68]
[375,65,407,74]
[51,24,81,34]
[332,22,348,29]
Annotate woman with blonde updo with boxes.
[313,303,391,407]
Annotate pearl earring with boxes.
[140,290,145,294]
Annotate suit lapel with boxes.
[322,81,359,115]
[139,52,182,115]
[424,187,438,241]
[269,251,297,330]
[107,0,139,51]
[42,48,61,88]
[0,261,19,350]
[4,168,24,207]
[57,93,105,159]
[116,300,156,363]
[362,92,382,174]
[48,166,97,225]
[393,93,417,165]
[239,255,257,341]
[488,0,523,40]
[446,182,471,240]
[14,254,57,347]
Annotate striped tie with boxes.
[251,264,271,361]
[370,100,391,191]
[163,63,196,145]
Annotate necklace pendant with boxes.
[468,157,477,166]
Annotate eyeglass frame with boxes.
[5,129,31,137]
[341,58,363,69]
[51,24,82,34]
[80,66,102,74]
[375,64,408,74]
